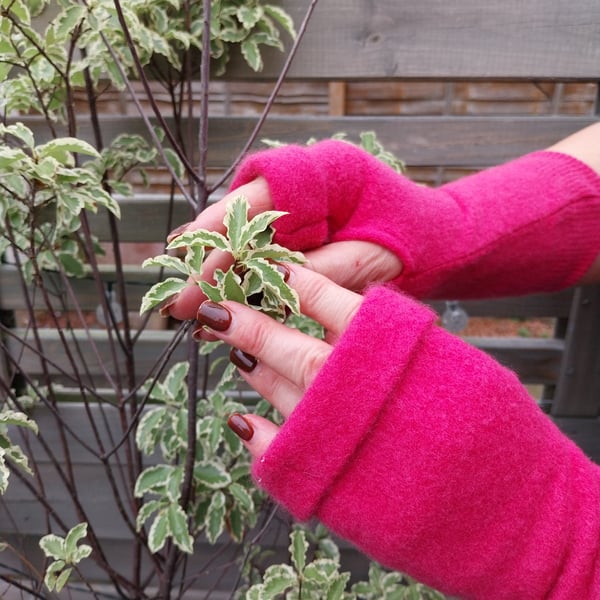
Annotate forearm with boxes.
[230,139,600,299]
[547,123,600,284]
[253,287,600,599]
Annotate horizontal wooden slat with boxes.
[0,263,575,318]
[4,326,563,387]
[0,264,157,311]
[5,328,229,390]
[224,0,600,80]
[466,337,564,384]
[428,291,574,320]
[16,115,598,169]
[27,3,600,81]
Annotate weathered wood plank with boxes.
[552,284,600,417]
[224,0,600,80]
[328,82,347,116]
[0,263,574,318]
[4,327,563,386]
[16,115,598,169]
[0,264,160,311]
[552,417,600,463]
[5,329,227,390]
[428,290,574,320]
[465,337,564,384]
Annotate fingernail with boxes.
[227,413,254,441]
[230,347,257,372]
[192,325,206,342]
[196,300,232,331]
[159,295,179,318]
[167,221,193,243]
[275,262,290,282]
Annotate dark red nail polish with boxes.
[196,301,232,331]
[159,295,179,318]
[227,413,254,441]
[229,347,257,372]
[166,221,193,243]
[275,262,290,282]
[192,325,205,342]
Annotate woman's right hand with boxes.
[162,176,402,321]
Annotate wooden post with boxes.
[551,283,600,417]
[328,81,346,116]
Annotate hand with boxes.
[162,177,402,320]
[192,264,363,459]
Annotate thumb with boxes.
[227,413,279,460]
[305,240,402,291]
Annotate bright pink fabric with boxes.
[230,141,600,299]
[252,287,600,599]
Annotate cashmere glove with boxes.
[229,140,600,299]
[252,286,600,599]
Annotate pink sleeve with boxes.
[230,141,600,299]
[252,286,600,599]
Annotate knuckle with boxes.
[299,347,331,389]
[238,313,271,357]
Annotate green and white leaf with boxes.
[290,528,308,574]
[247,258,300,314]
[167,503,194,553]
[185,244,205,274]
[199,280,225,303]
[237,5,264,30]
[37,138,100,162]
[148,510,169,553]
[264,5,297,38]
[239,209,287,250]
[136,407,168,454]
[134,464,175,497]
[167,229,230,253]
[240,37,262,71]
[222,268,246,304]
[39,534,65,561]
[142,255,190,277]
[136,499,164,531]
[0,122,35,148]
[228,482,254,513]
[246,244,305,264]
[64,522,88,559]
[194,460,231,490]
[205,490,226,544]
[261,564,297,596]
[0,410,38,434]
[224,195,250,254]
[139,277,188,314]
[164,361,189,402]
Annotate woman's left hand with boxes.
[193,264,363,459]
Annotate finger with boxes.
[304,240,402,291]
[195,266,363,390]
[197,300,333,391]
[288,264,364,337]
[164,249,233,321]
[227,413,279,461]
[234,356,303,418]
[167,177,273,242]
[163,281,205,321]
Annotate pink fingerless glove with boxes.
[253,286,600,599]
[229,140,600,298]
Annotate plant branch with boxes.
[210,0,321,193]
[110,0,202,200]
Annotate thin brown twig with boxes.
[210,0,321,193]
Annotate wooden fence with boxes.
[1,0,600,595]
